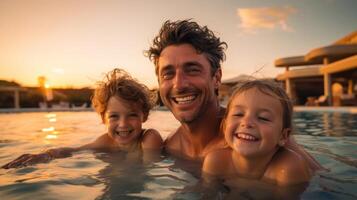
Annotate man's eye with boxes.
[187,67,200,75]
[161,71,174,80]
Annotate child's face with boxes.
[105,96,145,146]
[224,88,288,158]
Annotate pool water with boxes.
[0,111,356,199]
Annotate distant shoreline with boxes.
[0,106,170,113]
[0,107,94,113]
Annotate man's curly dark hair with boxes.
[146,19,227,76]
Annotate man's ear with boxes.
[142,113,148,123]
[220,117,226,135]
[102,114,107,124]
[213,68,222,89]
[278,128,291,147]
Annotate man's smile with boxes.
[172,94,197,105]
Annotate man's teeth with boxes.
[236,133,257,141]
[175,95,196,104]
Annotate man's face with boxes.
[157,44,221,123]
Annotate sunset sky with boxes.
[0,0,356,89]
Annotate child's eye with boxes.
[258,116,270,122]
[109,114,119,119]
[128,113,139,118]
[232,112,244,117]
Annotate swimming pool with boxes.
[0,110,356,199]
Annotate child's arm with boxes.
[286,136,322,171]
[2,133,111,169]
[202,148,234,182]
[266,148,312,186]
[1,147,77,169]
[76,133,112,151]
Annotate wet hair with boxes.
[223,79,293,131]
[146,19,227,76]
[92,68,156,123]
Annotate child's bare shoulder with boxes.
[203,148,234,176]
[141,129,163,150]
[79,133,113,150]
[265,148,311,186]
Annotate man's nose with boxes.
[173,71,189,90]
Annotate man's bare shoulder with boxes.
[204,135,227,154]
[202,148,234,176]
[265,148,312,186]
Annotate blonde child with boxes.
[2,68,163,169]
[202,79,314,186]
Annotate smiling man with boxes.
[146,20,321,171]
[146,20,227,160]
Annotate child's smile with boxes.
[234,132,259,142]
[114,129,135,137]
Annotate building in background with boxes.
[275,31,357,106]
[219,75,262,105]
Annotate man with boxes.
[146,19,227,160]
[146,19,321,170]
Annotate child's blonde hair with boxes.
[92,68,156,123]
[223,79,293,130]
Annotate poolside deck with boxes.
[294,106,357,113]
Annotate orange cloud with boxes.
[237,6,297,33]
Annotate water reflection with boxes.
[92,152,188,199]
[0,111,356,199]
[294,112,357,137]
[41,127,55,132]
[221,177,307,199]
[93,151,148,199]
[45,134,58,139]
[88,151,207,199]
[42,113,59,143]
